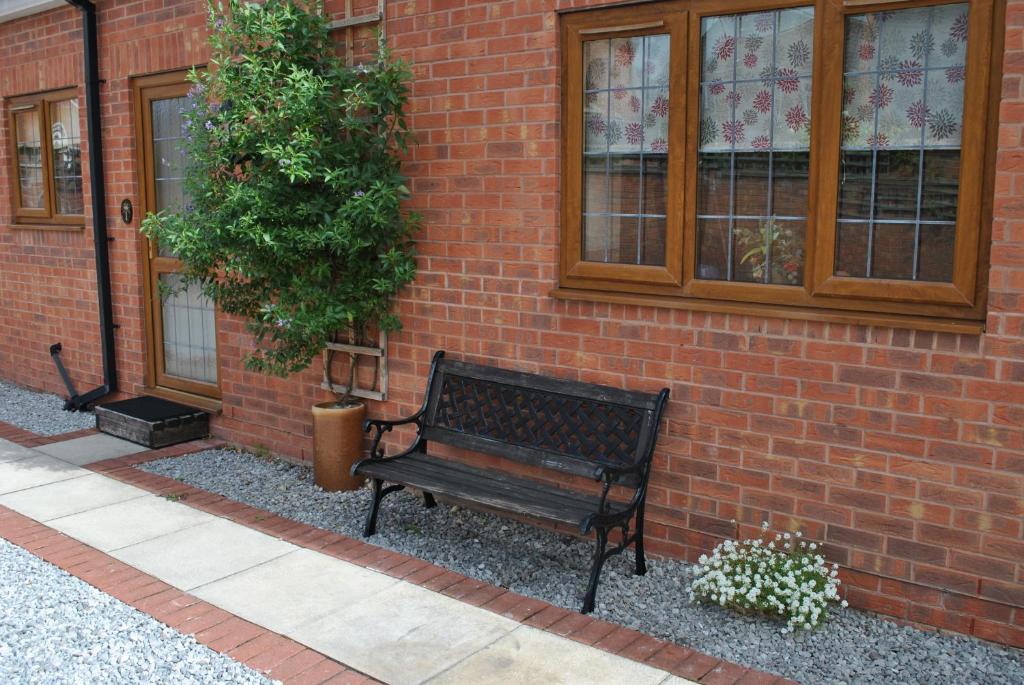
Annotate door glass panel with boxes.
[159,274,217,384]
[50,99,83,215]
[835,4,966,282]
[151,96,189,257]
[15,110,44,209]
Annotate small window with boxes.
[7,88,83,225]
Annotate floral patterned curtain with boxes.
[836,4,967,282]
[697,7,815,285]
[582,34,670,266]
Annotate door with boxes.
[137,74,220,401]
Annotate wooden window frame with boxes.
[559,0,1002,327]
[7,87,84,228]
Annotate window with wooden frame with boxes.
[7,88,84,227]
[559,0,1001,330]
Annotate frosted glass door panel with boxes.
[159,274,217,384]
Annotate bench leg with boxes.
[363,478,384,537]
[634,503,647,576]
[423,492,437,509]
[581,527,609,614]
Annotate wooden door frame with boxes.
[134,70,222,405]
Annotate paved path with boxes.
[0,435,697,685]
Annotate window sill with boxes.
[8,223,85,232]
[143,386,223,415]
[550,287,986,335]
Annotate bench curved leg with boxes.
[634,503,647,576]
[363,478,384,537]
[363,480,406,537]
[581,527,609,614]
[423,492,437,508]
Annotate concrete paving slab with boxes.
[0,473,149,521]
[0,454,88,494]
[36,433,148,465]
[290,581,518,685]
[0,438,39,464]
[112,517,295,590]
[194,547,399,634]
[426,625,677,685]
[48,495,214,551]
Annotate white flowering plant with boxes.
[689,522,848,633]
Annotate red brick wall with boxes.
[1,0,1022,646]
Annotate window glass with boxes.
[49,99,83,215]
[836,4,966,282]
[152,96,190,257]
[582,34,670,266]
[697,7,814,285]
[15,110,44,209]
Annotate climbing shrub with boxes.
[142,0,417,377]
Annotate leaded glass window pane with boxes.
[835,3,966,282]
[50,99,83,215]
[15,110,44,209]
[582,34,669,266]
[696,7,814,286]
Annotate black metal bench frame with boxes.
[351,351,669,613]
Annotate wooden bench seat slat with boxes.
[357,454,611,526]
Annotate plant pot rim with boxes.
[312,400,365,411]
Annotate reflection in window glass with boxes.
[582,34,670,266]
[696,7,814,286]
[15,110,44,209]
[836,4,966,282]
[50,99,83,215]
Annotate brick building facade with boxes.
[1,0,1021,647]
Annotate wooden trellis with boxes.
[327,0,385,67]
[319,1,389,401]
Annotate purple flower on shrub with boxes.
[353,190,365,197]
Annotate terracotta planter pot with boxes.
[312,401,367,491]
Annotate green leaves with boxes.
[140,0,417,377]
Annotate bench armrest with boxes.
[363,411,424,460]
[591,462,644,482]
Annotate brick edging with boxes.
[0,420,99,447]
[82,447,793,685]
[0,504,379,685]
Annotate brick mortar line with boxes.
[83,448,794,685]
[0,503,380,685]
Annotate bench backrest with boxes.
[419,353,669,487]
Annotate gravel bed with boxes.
[140,448,1024,685]
[0,380,95,436]
[0,537,274,685]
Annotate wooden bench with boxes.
[352,351,669,613]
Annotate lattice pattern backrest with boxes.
[428,371,648,469]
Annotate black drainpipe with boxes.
[52,0,117,411]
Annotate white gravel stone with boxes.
[141,448,1024,685]
[0,380,95,436]
[0,536,275,685]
